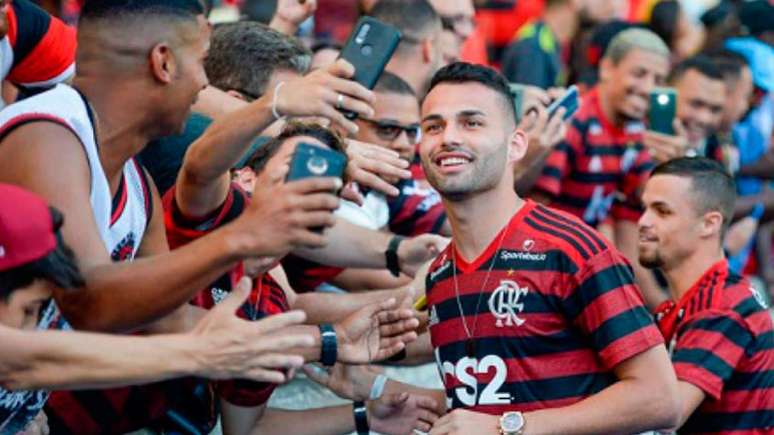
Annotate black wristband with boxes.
[385,235,405,277]
[318,323,337,367]
[353,400,369,435]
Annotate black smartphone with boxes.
[648,87,677,135]
[286,142,347,184]
[338,16,401,118]
[546,85,580,121]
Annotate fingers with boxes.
[377,307,416,323]
[255,332,316,353]
[253,310,308,334]
[327,58,356,79]
[326,72,375,105]
[301,363,331,386]
[348,167,401,196]
[293,192,341,212]
[213,277,252,314]
[252,352,306,370]
[379,317,420,338]
[339,183,365,205]
[352,148,412,178]
[285,176,343,195]
[242,368,289,384]
[325,87,374,119]
[382,391,409,406]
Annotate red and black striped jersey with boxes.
[533,88,655,228]
[1,0,76,87]
[426,200,663,415]
[653,260,774,434]
[163,183,290,407]
[387,177,447,236]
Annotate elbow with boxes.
[642,377,681,430]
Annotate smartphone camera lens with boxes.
[360,44,373,56]
[355,24,371,44]
[307,156,329,176]
[657,94,670,105]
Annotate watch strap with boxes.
[318,323,337,367]
[353,400,369,435]
[385,235,405,277]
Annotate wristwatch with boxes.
[499,411,525,435]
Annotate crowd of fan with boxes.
[0,0,772,434]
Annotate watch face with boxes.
[501,412,524,431]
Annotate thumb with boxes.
[382,392,409,407]
[302,364,331,386]
[329,58,356,79]
[673,118,687,138]
[214,277,252,314]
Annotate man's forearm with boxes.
[293,218,391,268]
[183,96,274,185]
[294,288,400,324]
[521,378,676,435]
[0,326,200,391]
[191,85,250,119]
[255,405,355,435]
[55,229,241,332]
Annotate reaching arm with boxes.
[191,86,250,119]
[0,282,313,391]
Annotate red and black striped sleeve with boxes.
[562,247,664,370]
[6,0,76,87]
[672,310,752,400]
[162,183,248,249]
[532,124,582,198]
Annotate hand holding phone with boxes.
[648,87,677,135]
[546,85,579,121]
[338,17,401,119]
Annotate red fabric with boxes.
[0,183,56,270]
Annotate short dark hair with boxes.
[205,21,311,98]
[0,208,84,300]
[649,0,680,47]
[374,71,416,96]
[427,62,517,124]
[705,48,749,83]
[80,0,203,22]
[670,54,724,84]
[370,0,441,49]
[651,157,737,236]
[245,122,348,176]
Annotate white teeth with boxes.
[440,157,468,167]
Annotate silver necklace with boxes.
[451,226,510,358]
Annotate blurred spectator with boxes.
[501,0,580,88]
[671,55,725,152]
[427,0,475,64]
[648,0,704,63]
[533,28,671,308]
[371,0,443,96]
[0,0,76,106]
[700,0,742,52]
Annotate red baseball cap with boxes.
[0,183,57,271]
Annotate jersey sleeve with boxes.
[532,124,581,198]
[6,0,76,87]
[671,311,753,400]
[611,146,653,222]
[162,183,248,249]
[562,248,664,370]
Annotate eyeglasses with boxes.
[360,118,422,144]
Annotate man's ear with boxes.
[506,129,529,163]
[149,42,176,84]
[701,211,724,239]
[226,90,247,101]
[421,38,434,64]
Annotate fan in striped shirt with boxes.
[639,157,773,434]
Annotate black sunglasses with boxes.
[360,118,422,143]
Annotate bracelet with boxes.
[271,81,286,120]
[318,323,337,367]
[353,400,369,435]
[368,374,388,400]
[385,235,405,277]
